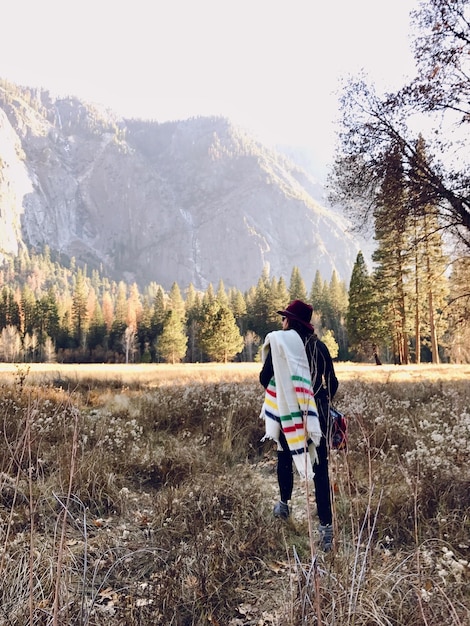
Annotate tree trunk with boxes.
[428,290,440,364]
[414,248,421,364]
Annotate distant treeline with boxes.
[0,246,469,364]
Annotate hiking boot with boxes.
[318,523,333,552]
[273,501,290,520]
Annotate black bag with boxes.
[330,406,347,450]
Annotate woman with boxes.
[260,299,339,552]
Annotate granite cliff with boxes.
[0,80,359,290]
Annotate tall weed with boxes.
[0,365,468,624]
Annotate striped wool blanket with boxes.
[260,329,322,480]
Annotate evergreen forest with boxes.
[0,241,469,365]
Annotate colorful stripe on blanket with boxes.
[262,375,318,455]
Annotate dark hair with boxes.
[288,318,313,339]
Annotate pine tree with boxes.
[309,270,325,312]
[71,270,89,349]
[102,291,114,332]
[228,287,247,321]
[19,285,36,338]
[203,283,216,307]
[185,285,203,363]
[137,300,154,362]
[246,269,280,340]
[168,282,186,322]
[109,282,128,355]
[43,288,60,343]
[157,310,188,364]
[216,279,229,307]
[185,283,198,313]
[0,287,20,329]
[324,270,349,359]
[275,276,290,311]
[288,266,308,302]
[228,287,248,352]
[151,286,166,338]
[198,301,244,363]
[446,255,470,363]
[87,301,107,353]
[346,252,384,361]
[408,135,449,363]
[56,308,73,352]
[373,142,413,364]
[34,288,60,355]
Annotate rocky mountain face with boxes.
[0,80,359,291]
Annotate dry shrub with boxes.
[335,377,470,544]
[109,472,282,624]
[136,380,265,455]
[0,365,469,625]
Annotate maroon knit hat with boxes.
[277,299,314,331]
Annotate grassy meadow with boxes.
[0,361,469,625]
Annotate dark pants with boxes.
[277,395,332,526]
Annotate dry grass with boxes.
[0,362,469,625]
[0,362,262,389]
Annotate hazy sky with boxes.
[2,0,419,169]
